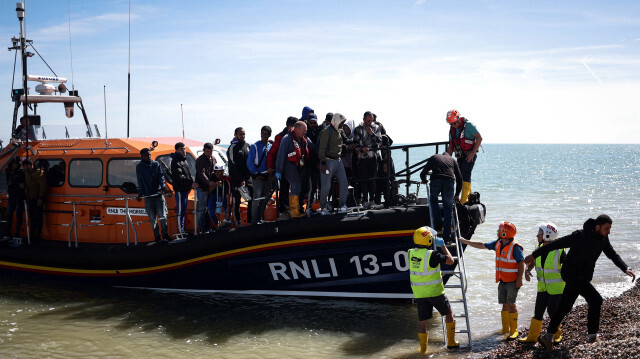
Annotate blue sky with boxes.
[2,0,640,145]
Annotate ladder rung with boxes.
[441,270,460,275]
[444,284,463,288]
[456,330,470,333]
[454,314,467,318]
[449,299,465,303]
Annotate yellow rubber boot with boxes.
[507,312,519,340]
[518,317,542,343]
[460,181,472,204]
[289,195,305,218]
[500,311,510,334]
[446,321,460,349]
[553,324,562,343]
[418,332,428,354]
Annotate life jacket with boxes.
[408,248,445,298]
[449,119,475,155]
[535,244,566,295]
[495,239,522,283]
[286,132,308,167]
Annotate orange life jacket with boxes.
[286,132,308,167]
[495,239,522,283]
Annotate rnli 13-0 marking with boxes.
[268,251,409,281]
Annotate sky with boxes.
[1,0,640,145]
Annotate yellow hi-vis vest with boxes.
[408,248,444,298]
[535,245,566,295]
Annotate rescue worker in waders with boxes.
[409,226,459,354]
[445,109,482,204]
[275,121,311,218]
[519,223,565,344]
[460,222,525,340]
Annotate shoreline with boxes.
[477,280,639,358]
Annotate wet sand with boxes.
[478,280,639,358]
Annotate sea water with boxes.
[0,144,638,358]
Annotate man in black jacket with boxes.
[525,215,635,349]
[227,127,252,225]
[3,157,25,240]
[170,142,197,234]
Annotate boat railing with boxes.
[27,193,183,248]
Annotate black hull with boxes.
[0,205,474,299]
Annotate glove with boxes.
[435,237,445,247]
[275,172,282,180]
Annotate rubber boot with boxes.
[507,312,519,340]
[518,317,542,343]
[461,181,472,204]
[289,195,305,218]
[446,321,459,349]
[500,311,510,334]
[418,332,428,354]
[553,324,562,343]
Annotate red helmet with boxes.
[446,109,460,124]
[498,222,517,239]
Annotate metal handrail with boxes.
[36,146,130,154]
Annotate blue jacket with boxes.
[136,160,165,197]
[247,140,272,175]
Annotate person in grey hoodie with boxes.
[317,113,349,214]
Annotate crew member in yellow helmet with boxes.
[408,226,459,354]
[519,223,565,344]
[460,222,524,341]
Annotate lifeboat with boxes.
[0,3,485,299]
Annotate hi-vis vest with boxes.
[408,248,444,298]
[495,239,522,283]
[535,245,566,295]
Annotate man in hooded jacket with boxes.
[525,214,635,349]
[170,142,196,234]
[317,113,349,214]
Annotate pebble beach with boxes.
[478,280,640,359]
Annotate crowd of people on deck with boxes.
[160,107,398,238]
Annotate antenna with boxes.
[17,2,30,159]
[181,104,185,139]
[67,0,75,91]
[126,0,131,138]
[104,85,109,146]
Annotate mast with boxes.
[126,0,131,138]
[17,2,29,159]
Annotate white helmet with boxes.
[538,222,559,241]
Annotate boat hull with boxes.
[0,206,438,298]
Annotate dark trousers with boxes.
[357,157,378,203]
[547,277,603,335]
[277,177,290,212]
[27,199,43,240]
[231,183,252,225]
[534,291,562,321]
[6,197,24,237]
[457,154,476,182]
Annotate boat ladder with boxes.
[425,184,473,348]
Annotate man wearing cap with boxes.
[136,148,170,243]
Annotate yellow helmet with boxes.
[413,226,436,246]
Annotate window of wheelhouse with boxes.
[34,158,66,187]
[156,153,196,176]
[107,158,140,187]
[69,159,103,187]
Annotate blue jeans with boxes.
[144,195,168,240]
[458,154,476,182]
[429,177,455,241]
[320,159,348,209]
[197,188,217,231]
[175,191,189,233]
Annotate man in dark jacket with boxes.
[267,116,297,218]
[420,152,463,242]
[353,111,382,208]
[195,143,216,232]
[170,142,197,234]
[23,158,47,242]
[525,215,636,349]
[227,127,252,225]
[3,157,25,240]
[136,148,170,242]
[247,126,272,224]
